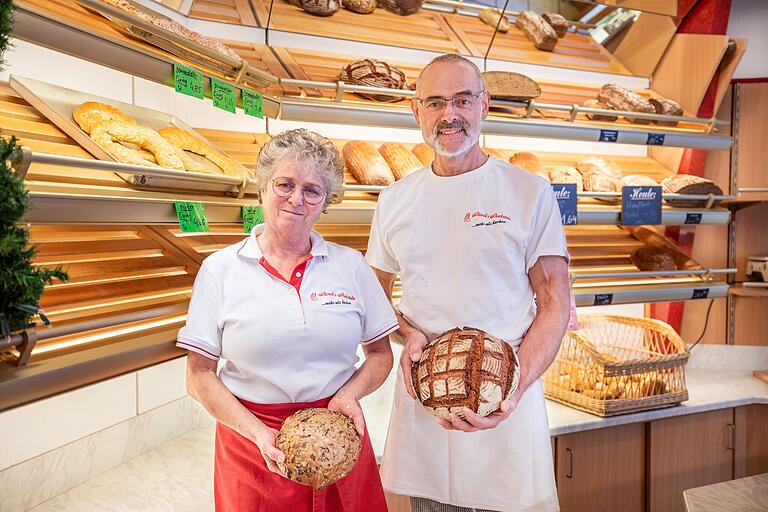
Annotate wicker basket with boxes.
[543,315,690,417]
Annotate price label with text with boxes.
[211,78,237,113]
[594,293,613,306]
[599,129,619,142]
[242,205,263,233]
[552,183,578,225]
[173,64,203,99]
[622,185,662,226]
[175,201,209,232]
[242,88,264,119]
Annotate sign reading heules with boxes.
[552,183,578,225]
[173,64,203,99]
[621,185,662,226]
[175,201,209,232]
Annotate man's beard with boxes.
[424,119,481,157]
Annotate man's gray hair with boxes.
[254,128,343,208]
[415,53,484,96]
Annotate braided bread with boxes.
[91,120,184,169]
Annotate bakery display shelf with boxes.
[13,0,282,116]
[243,0,632,77]
[277,96,732,150]
[572,281,730,307]
[729,283,768,298]
[422,0,594,30]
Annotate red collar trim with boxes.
[259,255,313,293]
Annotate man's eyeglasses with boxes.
[415,92,484,113]
[271,177,327,205]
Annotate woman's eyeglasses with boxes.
[271,177,327,205]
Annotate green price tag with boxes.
[173,64,203,99]
[242,205,263,233]
[242,88,264,119]
[211,78,237,113]
[175,201,209,232]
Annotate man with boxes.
[366,53,570,512]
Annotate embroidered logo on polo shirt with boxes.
[310,291,357,306]
[464,211,511,227]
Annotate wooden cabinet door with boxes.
[746,404,768,476]
[555,423,645,512]
[648,409,735,512]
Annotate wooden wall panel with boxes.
[612,12,677,77]
[189,0,257,26]
[736,82,768,191]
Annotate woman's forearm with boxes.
[337,343,393,400]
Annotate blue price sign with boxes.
[692,288,710,299]
[552,183,578,225]
[647,133,666,146]
[622,185,662,226]
[594,293,613,306]
[599,129,619,142]
[685,213,703,224]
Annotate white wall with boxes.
[728,0,768,79]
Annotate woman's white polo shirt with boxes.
[177,224,398,404]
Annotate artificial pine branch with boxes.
[0,136,68,337]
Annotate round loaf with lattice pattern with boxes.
[412,327,520,419]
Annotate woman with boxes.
[177,129,397,511]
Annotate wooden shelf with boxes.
[730,285,768,298]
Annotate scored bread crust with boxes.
[73,101,136,134]
[91,120,184,169]
[158,126,250,178]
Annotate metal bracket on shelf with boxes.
[704,193,716,209]
[12,146,33,179]
[234,59,249,83]
[14,329,38,366]
[524,101,536,119]
[235,175,249,199]
[335,80,345,103]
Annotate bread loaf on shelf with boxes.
[649,97,684,127]
[300,0,340,16]
[582,99,618,122]
[411,143,434,165]
[159,126,251,178]
[378,0,423,16]
[631,246,677,272]
[661,174,723,207]
[478,8,509,32]
[73,101,135,134]
[343,141,395,186]
[341,0,376,13]
[549,166,583,191]
[482,71,541,101]
[597,83,655,124]
[542,12,568,37]
[583,172,621,193]
[576,156,622,178]
[509,152,549,182]
[339,59,409,102]
[515,11,558,51]
[378,142,422,180]
[621,174,659,187]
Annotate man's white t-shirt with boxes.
[367,156,569,345]
[366,156,569,512]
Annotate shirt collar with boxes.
[237,224,329,260]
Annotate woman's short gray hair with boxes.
[254,129,343,208]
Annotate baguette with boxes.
[515,11,558,51]
[378,142,423,180]
[343,141,395,186]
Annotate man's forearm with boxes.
[393,309,421,344]
[515,299,569,395]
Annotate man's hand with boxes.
[436,388,522,432]
[401,330,429,399]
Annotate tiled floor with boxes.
[28,427,216,511]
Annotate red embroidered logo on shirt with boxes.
[464,211,511,227]
[310,291,357,305]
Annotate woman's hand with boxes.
[252,423,286,475]
[328,390,366,436]
[401,330,429,399]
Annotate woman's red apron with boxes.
[214,396,387,512]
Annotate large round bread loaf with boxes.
[412,327,520,419]
[276,408,361,489]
